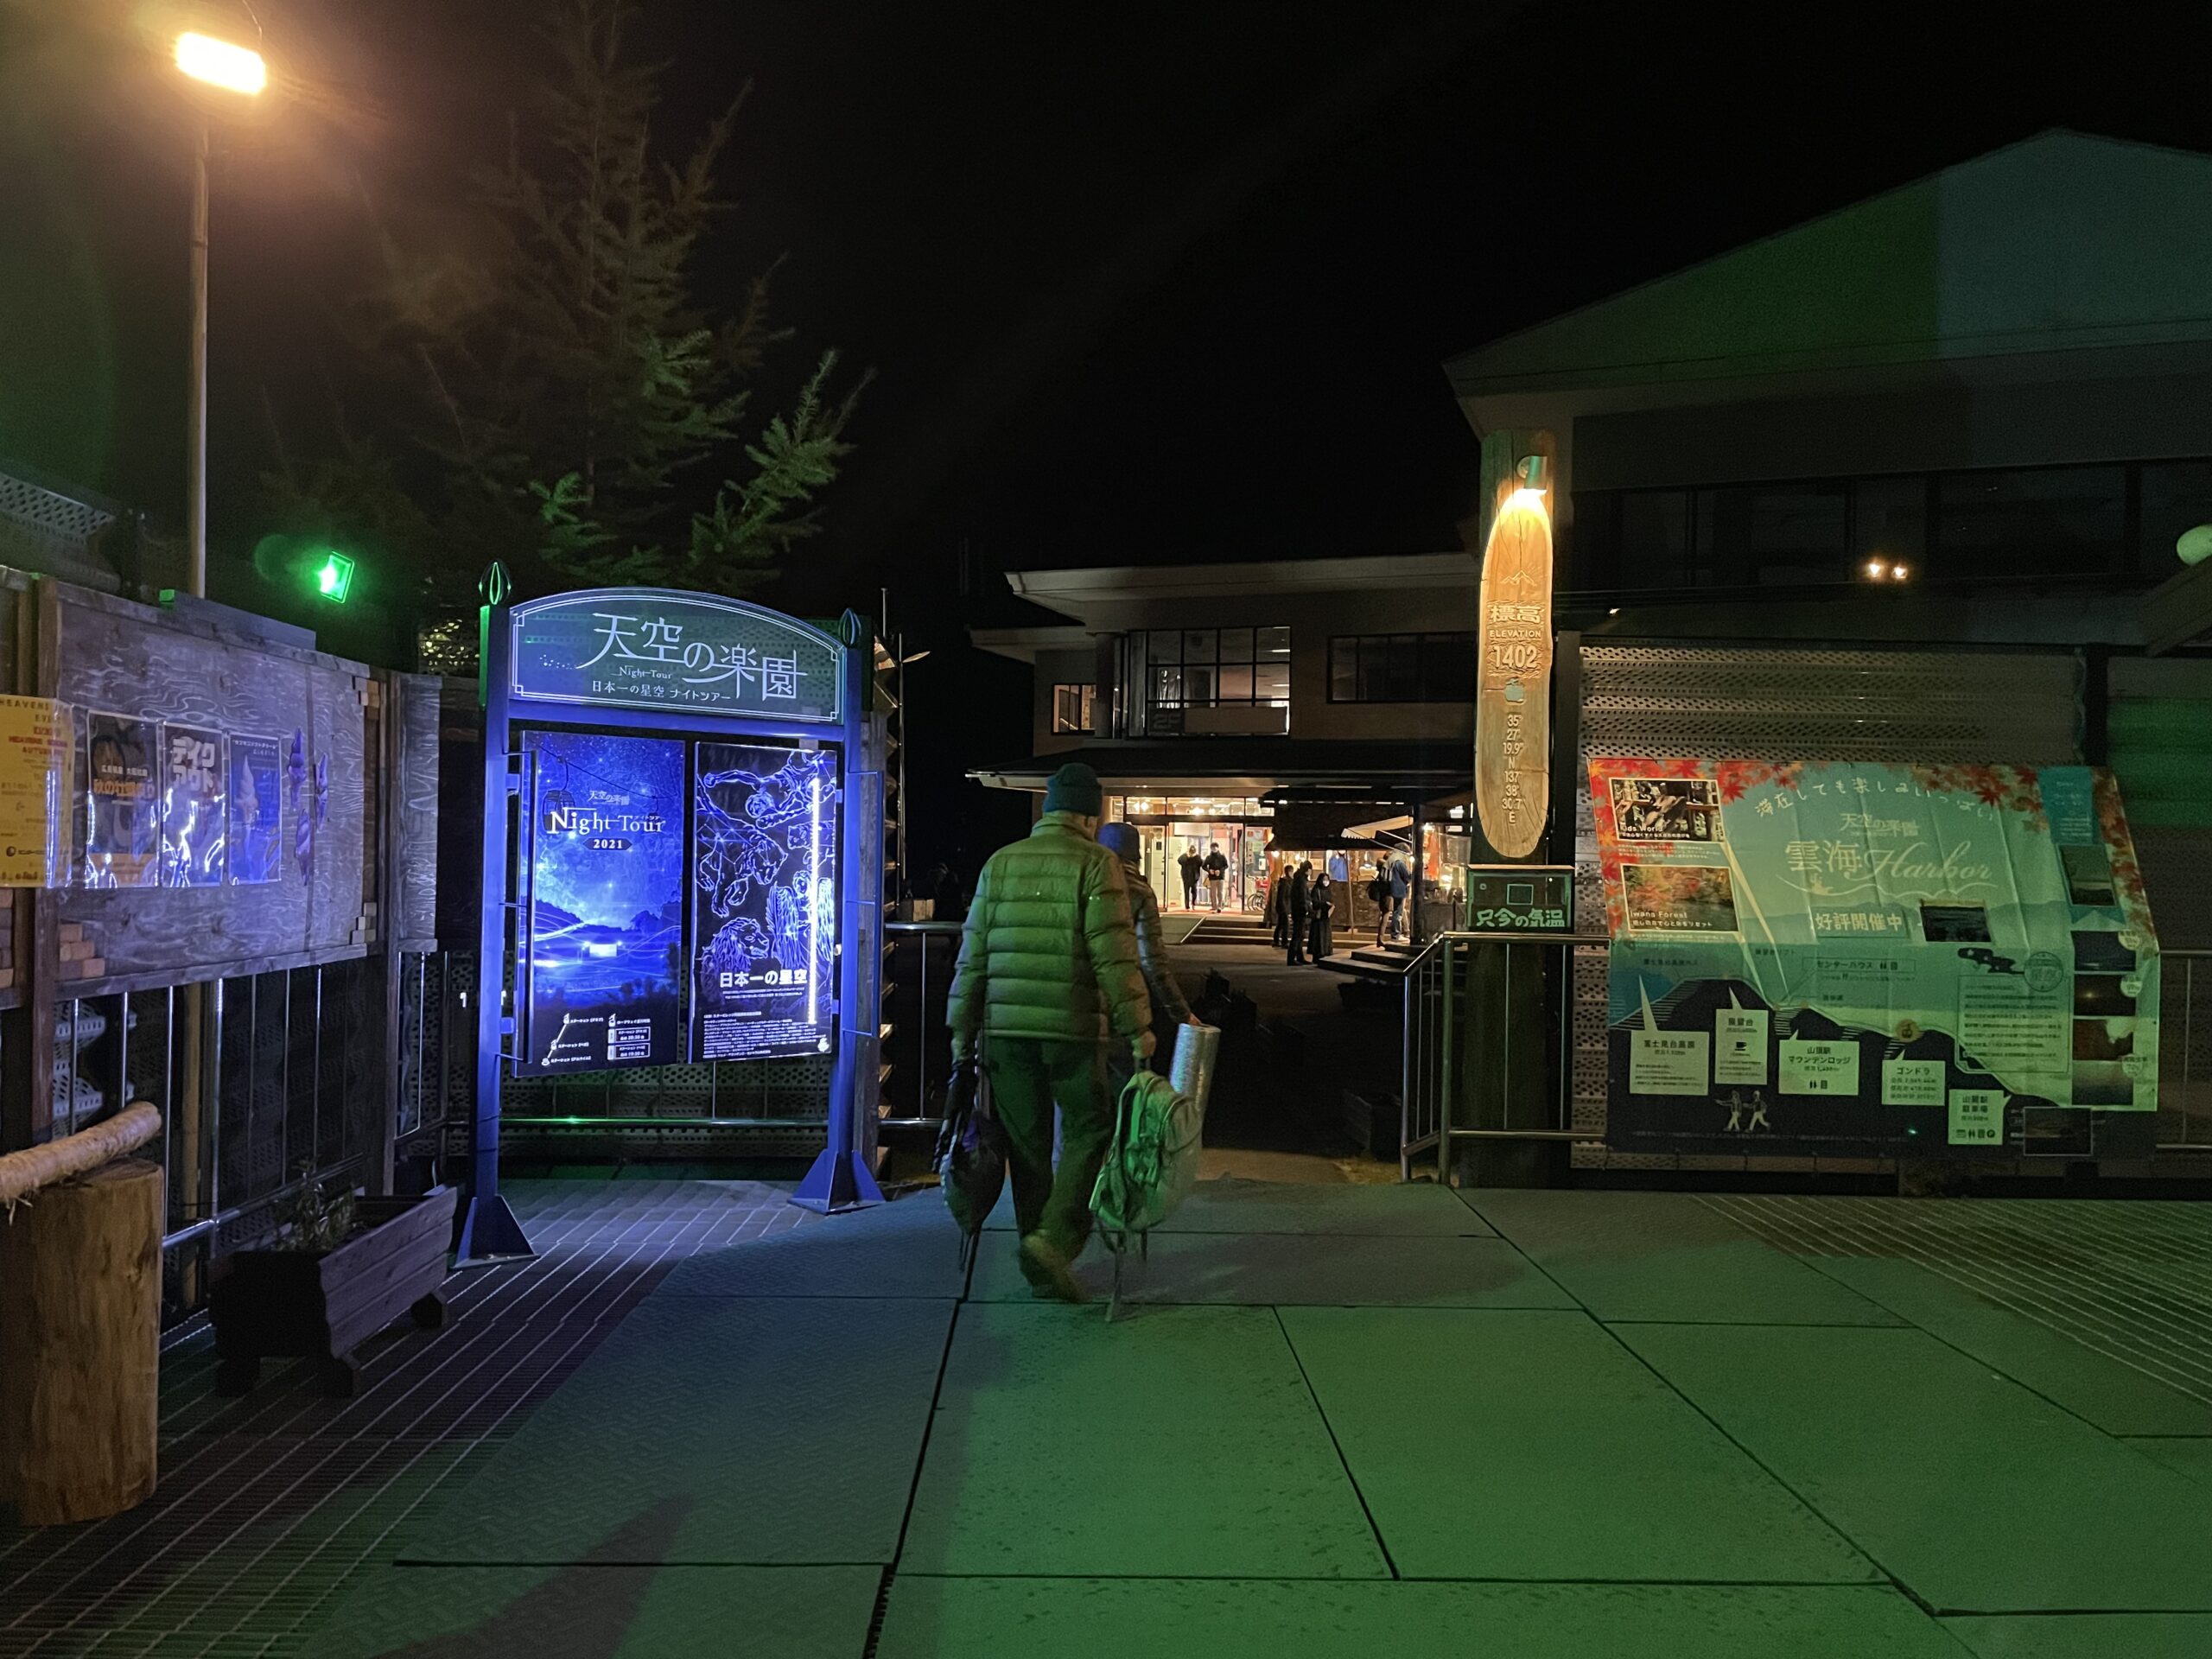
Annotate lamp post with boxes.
[172,29,267,598]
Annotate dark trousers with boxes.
[1181,878,1198,907]
[1287,909,1308,963]
[983,1037,1115,1260]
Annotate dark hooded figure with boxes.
[1285,862,1312,966]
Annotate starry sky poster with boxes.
[692,741,840,1062]
[519,730,687,1074]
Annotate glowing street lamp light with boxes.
[170,21,269,600]
[174,31,267,96]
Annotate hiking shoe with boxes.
[1020,1234,1089,1303]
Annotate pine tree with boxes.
[267,0,860,631]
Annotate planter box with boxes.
[208,1186,459,1398]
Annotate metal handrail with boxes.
[884,920,965,1134]
[1400,930,1611,1181]
[2159,946,2209,1153]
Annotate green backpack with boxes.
[1090,1069,1205,1314]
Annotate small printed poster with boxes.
[1882,1058,1947,1108]
[0,696,72,887]
[226,735,283,885]
[1608,777,1724,842]
[160,723,226,887]
[1779,1039,1859,1096]
[1713,1005,1770,1085]
[1629,1029,1709,1095]
[1948,1088,2006,1146]
[1623,862,1739,933]
[82,713,160,889]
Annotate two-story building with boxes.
[972,553,1481,926]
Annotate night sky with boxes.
[6,1,2212,873]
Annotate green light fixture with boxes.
[312,550,355,603]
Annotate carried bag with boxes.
[1090,1024,1217,1316]
[936,1055,1007,1268]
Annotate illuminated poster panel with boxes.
[518,730,687,1074]
[1590,760,2159,1157]
[82,712,161,888]
[159,723,226,887]
[691,741,840,1061]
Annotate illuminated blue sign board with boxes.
[691,742,842,1061]
[518,731,688,1075]
[509,589,843,724]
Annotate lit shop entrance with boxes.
[1109,795,1274,912]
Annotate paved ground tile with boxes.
[1460,1190,1901,1325]
[1279,1306,1878,1583]
[308,1563,878,1657]
[2122,1437,2212,1484]
[901,1302,1387,1579]
[1621,1322,2212,1611]
[397,1297,950,1566]
[988,1176,1493,1235]
[1942,1614,2212,1658]
[875,1580,1960,1659]
[1809,1257,2212,1436]
[652,1195,969,1299]
[968,1230,1573,1307]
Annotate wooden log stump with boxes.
[0,1158,163,1525]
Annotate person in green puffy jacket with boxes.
[949,762,1153,1300]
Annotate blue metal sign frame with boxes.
[459,582,883,1267]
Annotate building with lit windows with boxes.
[971,555,1481,931]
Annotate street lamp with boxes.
[171,22,267,598]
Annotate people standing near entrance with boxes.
[1369,860,1393,945]
[1097,823,1198,1075]
[949,761,1154,1302]
[1204,842,1229,912]
[1268,861,1291,949]
[1308,869,1335,962]
[1387,852,1412,943]
[1178,844,1203,911]
[1285,861,1312,965]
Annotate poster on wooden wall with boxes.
[82,712,160,889]
[159,723,226,888]
[0,695,73,887]
[226,735,283,885]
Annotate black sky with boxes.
[5,0,2212,869]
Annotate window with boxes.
[1135,626,1289,735]
[1052,683,1096,734]
[1328,633,1477,702]
[1573,459,2201,593]
[1694,481,1847,586]
[1935,467,2126,579]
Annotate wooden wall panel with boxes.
[50,583,370,993]
[392,673,442,950]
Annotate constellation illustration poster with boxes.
[518,730,687,1075]
[691,741,840,1062]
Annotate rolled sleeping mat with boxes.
[1168,1021,1222,1118]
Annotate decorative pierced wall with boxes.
[1568,645,2084,1170]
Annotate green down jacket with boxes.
[948,812,1153,1050]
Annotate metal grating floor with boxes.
[1702,1192,2212,1405]
[0,1179,816,1657]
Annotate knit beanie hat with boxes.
[1096,822,1139,865]
[1042,760,1104,817]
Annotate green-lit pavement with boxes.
[1618,1322,2212,1611]
[901,1302,1389,1578]
[302,1182,2212,1656]
[1280,1306,1878,1582]
[875,1581,1964,1657]
[1461,1188,1905,1325]
[309,1565,880,1657]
